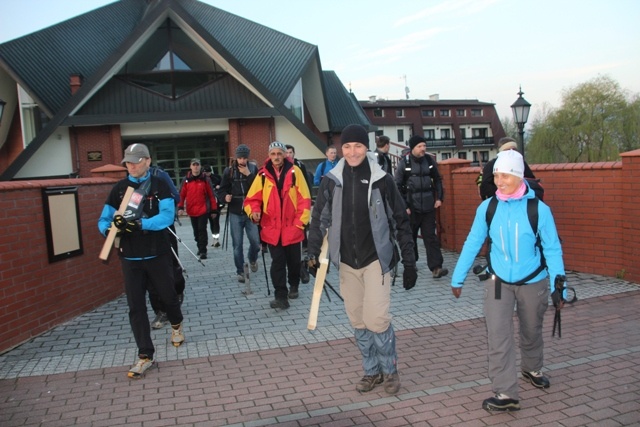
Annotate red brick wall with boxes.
[73,125,123,178]
[0,177,125,353]
[228,118,275,165]
[441,149,640,283]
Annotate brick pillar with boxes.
[437,158,473,251]
[620,149,640,282]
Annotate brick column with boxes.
[620,149,640,282]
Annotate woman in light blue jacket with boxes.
[450,149,565,413]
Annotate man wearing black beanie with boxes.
[394,135,448,279]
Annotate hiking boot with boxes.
[355,373,383,392]
[237,274,245,283]
[151,311,167,329]
[171,323,185,347]
[269,299,290,310]
[289,286,299,299]
[128,357,155,379]
[383,372,401,394]
[522,370,550,389]
[432,267,449,279]
[200,253,207,260]
[250,261,258,272]
[211,236,220,247]
[482,393,520,412]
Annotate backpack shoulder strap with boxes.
[485,196,499,228]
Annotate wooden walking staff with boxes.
[99,186,135,262]
[307,235,329,330]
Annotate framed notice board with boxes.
[42,186,84,262]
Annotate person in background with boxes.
[374,135,393,174]
[394,135,448,279]
[148,164,185,330]
[286,144,312,251]
[203,164,222,248]
[307,124,417,395]
[98,143,184,379]
[218,145,261,283]
[177,159,217,260]
[313,145,338,186]
[451,149,565,412]
[479,137,536,200]
[244,141,311,308]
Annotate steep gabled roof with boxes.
[323,71,372,133]
[0,0,341,180]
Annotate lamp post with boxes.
[510,86,531,159]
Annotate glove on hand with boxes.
[210,212,218,219]
[113,215,141,233]
[403,265,418,290]
[307,255,319,276]
[551,274,567,307]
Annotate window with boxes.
[472,128,487,138]
[422,109,435,117]
[373,108,384,117]
[440,109,450,117]
[458,152,467,160]
[285,79,303,122]
[481,151,490,163]
[397,129,404,142]
[440,129,451,139]
[442,152,451,160]
[471,108,483,117]
[396,109,405,118]
[424,129,435,139]
[456,109,466,117]
[460,128,466,139]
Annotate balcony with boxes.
[462,137,494,147]
[426,138,456,148]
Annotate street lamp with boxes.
[510,86,531,158]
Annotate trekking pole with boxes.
[261,244,270,295]
[167,227,206,267]
[171,246,188,278]
[222,206,230,250]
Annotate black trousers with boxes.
[268,241,301,300]
[190,214,209,255]
[410,210,444,272]
[149,225,185,314]
[121,253,183,359]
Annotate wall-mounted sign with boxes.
[88,151,102,161]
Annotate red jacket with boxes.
[178,172,217,217]
[244,159,311,246]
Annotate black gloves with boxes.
[113,215,142,233]
[403,265,418,290]
[551,274,567,307]
[307,255,318,276]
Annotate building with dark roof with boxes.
[0,0,371,182]
[360,95,506,165]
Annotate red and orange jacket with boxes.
[178,172,217,217]
[243,159,311,246]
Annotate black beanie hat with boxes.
[340,124,369,145]
[408,135,427,150]
[235,144,250,158]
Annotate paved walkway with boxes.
[1,215,639,426]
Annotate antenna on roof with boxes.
[402,75,410,100]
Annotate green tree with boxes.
[527,76,639,163]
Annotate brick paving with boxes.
[1,214,639,426]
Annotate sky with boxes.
[1,0,639,124]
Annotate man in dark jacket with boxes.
[374,135,393,174]
[218,145,260,282]
[394,135,448,279]
[307,124,417,395]
[178,159,218,260]
[98,143,184,379]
